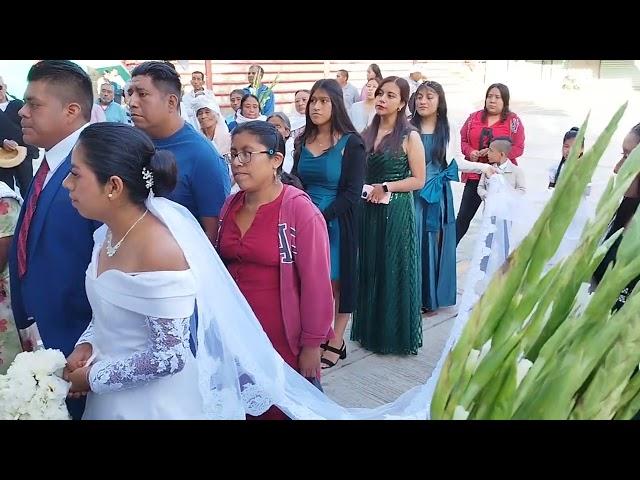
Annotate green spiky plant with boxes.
[431,103,640,420]
[249,72,279,112]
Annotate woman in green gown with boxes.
[351,76,426,355]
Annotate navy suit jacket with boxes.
[9,153,100,357]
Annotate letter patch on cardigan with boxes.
[278,223,294,264]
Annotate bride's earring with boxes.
[108,193,113,199]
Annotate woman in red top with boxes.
[216,121,334,419]
[456,83,525,244]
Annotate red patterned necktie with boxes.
[17,158,50,278]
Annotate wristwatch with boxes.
[382,182,389,193]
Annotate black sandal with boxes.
[320,341,347,369]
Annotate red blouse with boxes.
[218,188,293,420]
[460,110,525,182]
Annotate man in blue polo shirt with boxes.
[128,61,230,244]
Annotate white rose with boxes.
[0,392,19,418]
[33,392,70,420]
[6,354,35,378]
[44,403,71,420]
[0,375,10,398]
[29,349,67,379]
[37,375,70,402]
[17,389,46,418]
[8,374,37,404]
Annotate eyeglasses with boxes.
[227,150,273,164]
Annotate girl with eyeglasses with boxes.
[216,120,334,419]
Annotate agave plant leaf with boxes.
[475,347,520,420]
[571,281,640,419]
[613,371,640,419]
[432,102,640,420]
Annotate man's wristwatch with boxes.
[382,182,389,193]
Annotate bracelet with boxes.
[85,366,92,390]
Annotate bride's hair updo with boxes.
[77,122,177,205]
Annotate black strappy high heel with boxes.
[320,341,347,369]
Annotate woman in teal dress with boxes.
[411,81,458,314]
[351,76,426,355]
[293,79,366,369]
[409,81,494,315]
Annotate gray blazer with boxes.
[477,160,526,200]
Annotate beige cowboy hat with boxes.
[0,145,27,168]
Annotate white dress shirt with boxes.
[42,123,90,188]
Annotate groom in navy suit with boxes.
[9,60,99,420]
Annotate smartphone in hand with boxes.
[362,184,391,204]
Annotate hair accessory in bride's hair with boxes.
[142,167,154,190]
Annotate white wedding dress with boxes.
[80,229,207,420]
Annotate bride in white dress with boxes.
[61,124,206,419]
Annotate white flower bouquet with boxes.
[0,348,71,420]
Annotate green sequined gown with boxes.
[350,148,422,355]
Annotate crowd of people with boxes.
[0,59,636,420]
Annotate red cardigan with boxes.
[216,185,335,357]
[460,110,525,182]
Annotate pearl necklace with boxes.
[105,210,148,257]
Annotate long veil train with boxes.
[146,174,594,419]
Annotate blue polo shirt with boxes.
[153,122,230,220]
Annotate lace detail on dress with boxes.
[76,319,95,347]
[89,316,190,394]
[240,381,273,416]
